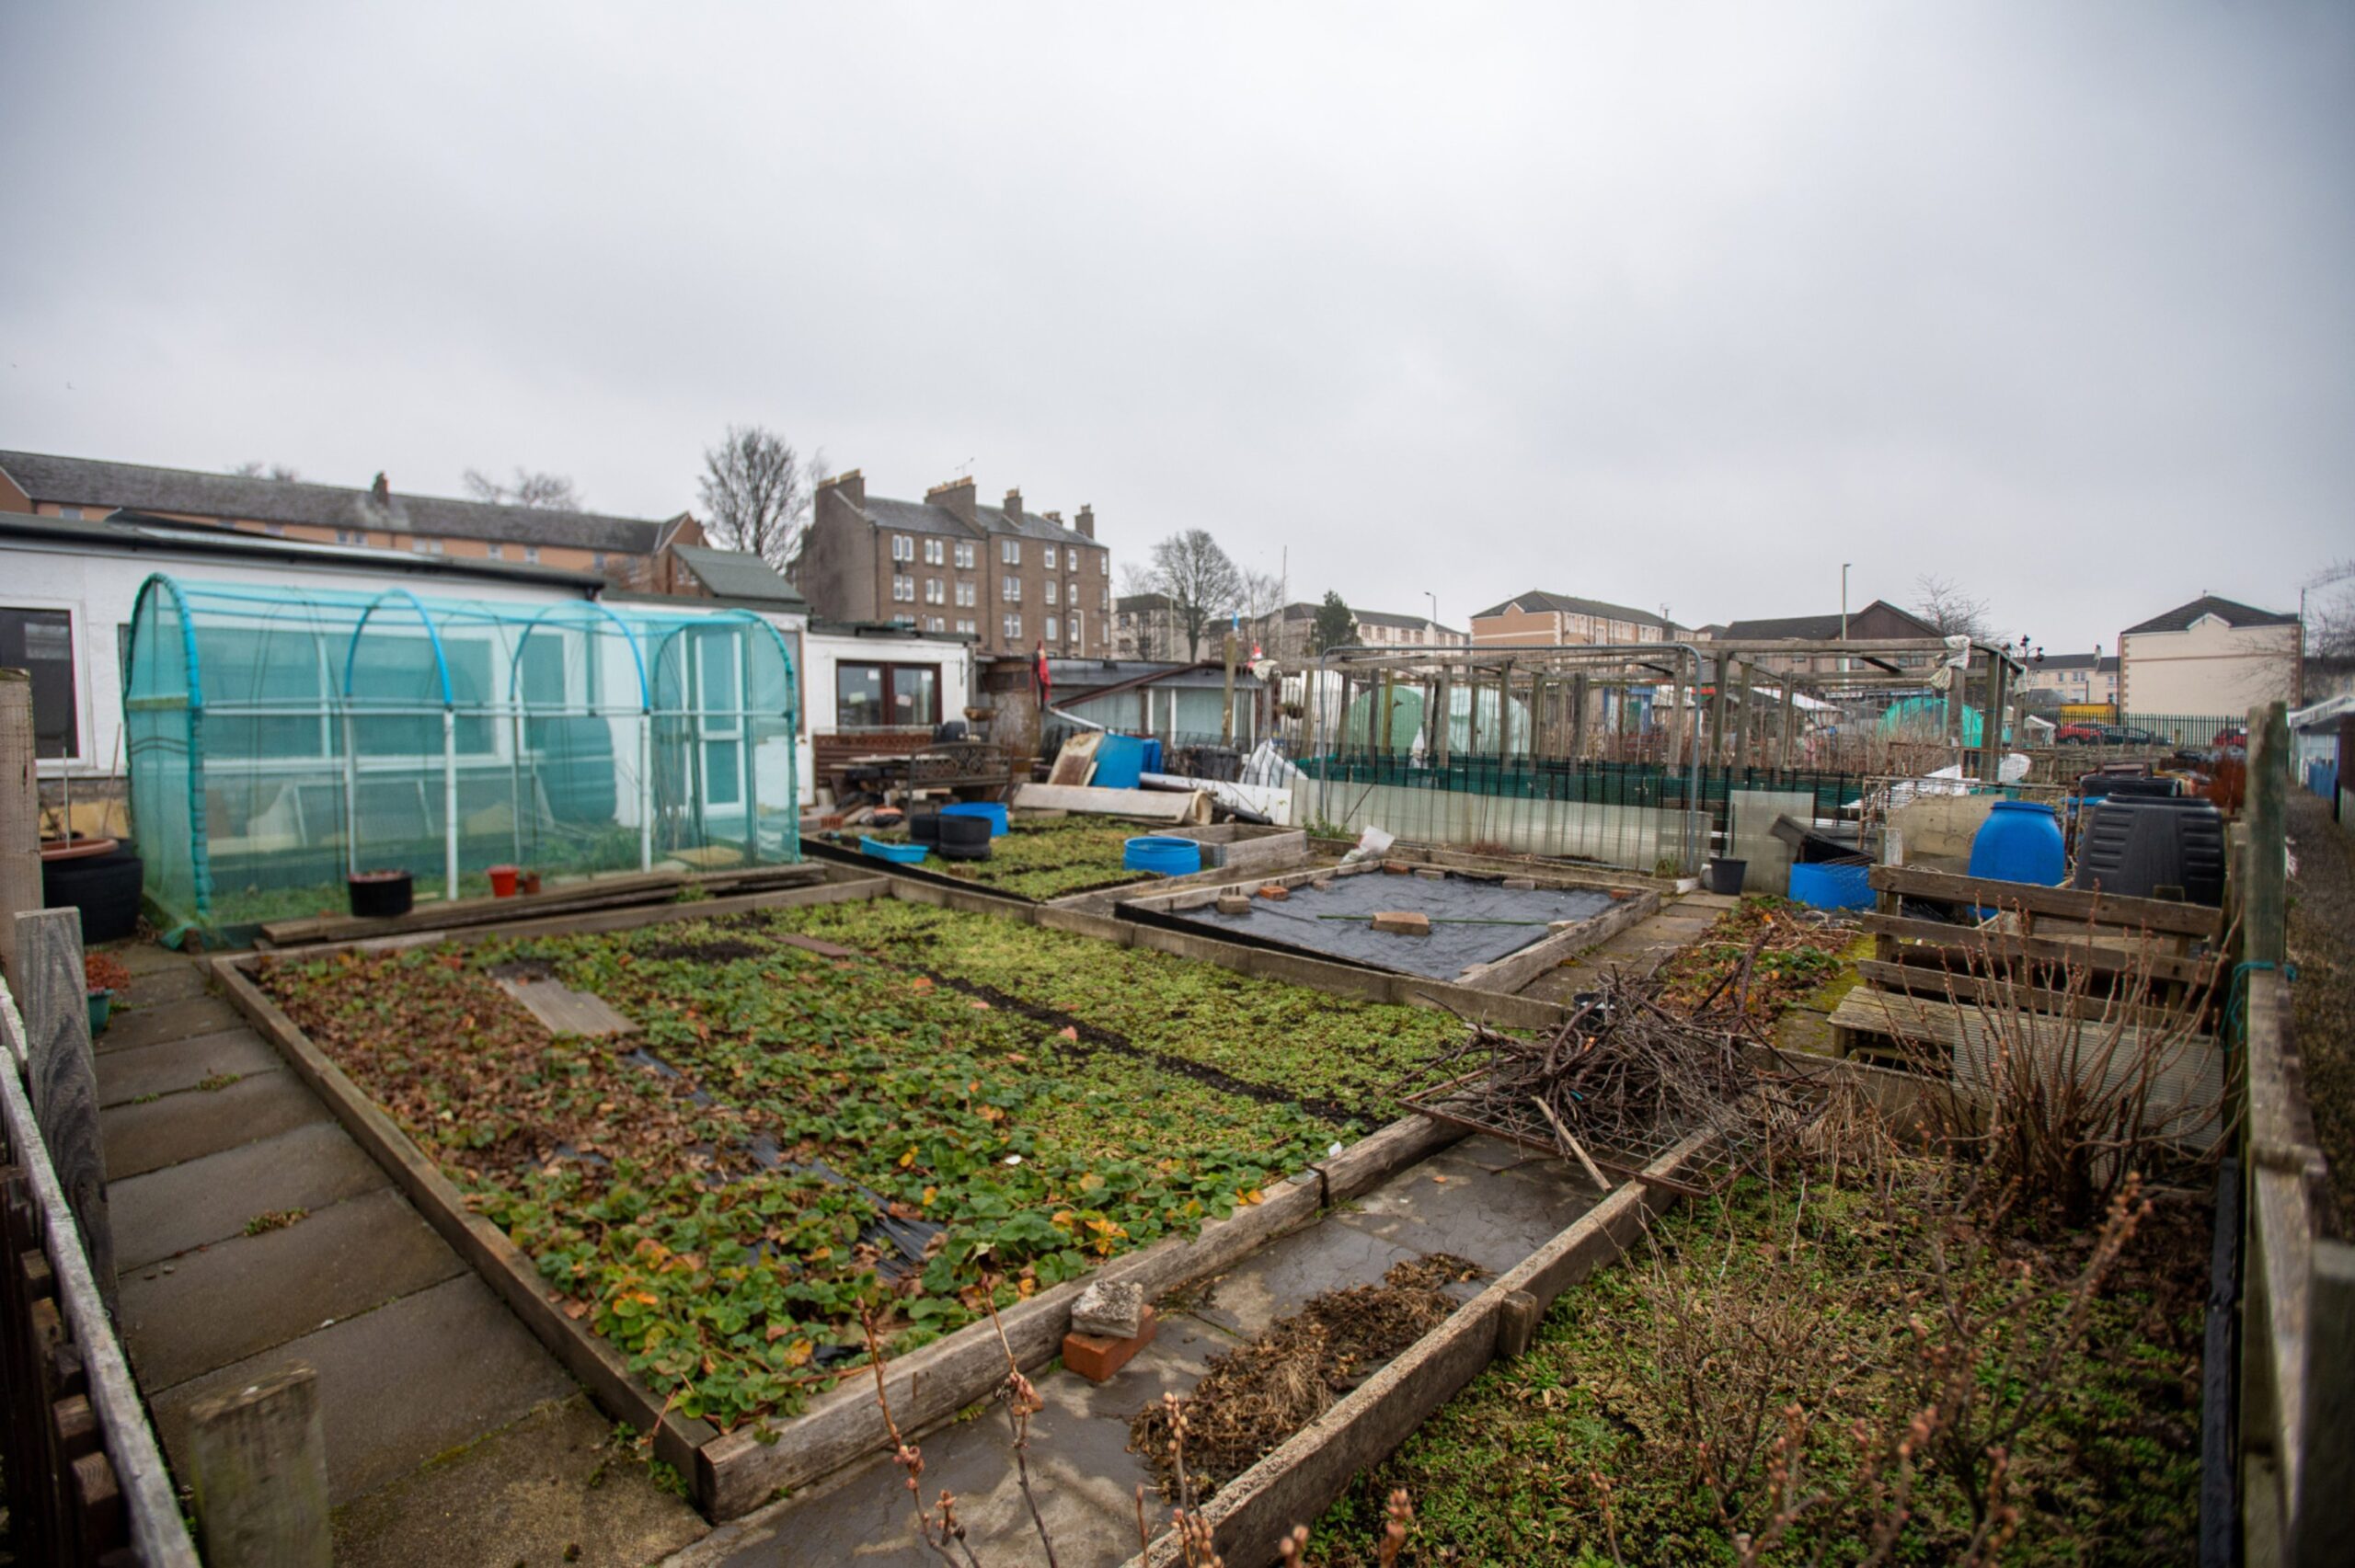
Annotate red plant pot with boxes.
[488,864,520,898]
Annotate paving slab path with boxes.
[94,942,707,1568]
[1518,887,1736,1002]
[672,1134,1598,1568]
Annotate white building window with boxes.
[1070,610,1083,645]
[893,573,915,602]
[525,545,541,564]
[925,578,945,605]
[1044,544,1058,569]
[1045,615,1060,642]
[1001,577,1022,602]
[487,543,504,559]
[957,618,976,635]
[415,537,443,555]
[955,580,976,607]
[1044,579,1059,606]
[923,537,944,566]
[955,541,976,569]
[1099,586,1109,612]
[925,615,946,632]
[891,533,914,562]
[1001,539,1020,565]
[1003,612,1022,642]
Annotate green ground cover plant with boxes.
[1307,1153,2208,1566]
[769,898,1465,1121]
[871,815,1166,900]
[255,898,1452,1435]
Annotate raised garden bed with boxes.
[222,883,1472,1516]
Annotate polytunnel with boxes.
[122,576,799,942]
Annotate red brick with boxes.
[1256,884,1289,901]
[1063,1305,1159,1383]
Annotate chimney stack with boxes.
[926,475,976,524]
[371,472,390,505]
[1004,486,1023,525]
[818,468,865,509]
[1075,504,1095,540]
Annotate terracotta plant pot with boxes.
[488,864,520,898]
[520,871,542,896]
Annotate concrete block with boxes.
[1216,895,1251,916]
[1072,1278,1143,1339]
[1500,877,1536,891]
[1495,1288,1542,1359]
[1412,866,1447,881]
[1372,911,1430,935]
[1063,1306,1158,1383]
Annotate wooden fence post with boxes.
[0,670,43,991]
[16,907,114,1308]
[186,1366,331,1568]
[2246,701,2289,967]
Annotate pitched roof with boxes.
[1720,601,1940,641]
[671,545,808,611]
[1471,589,1671,630]
[0,508,606,590]
[2122,595,2300,635]
[0,449,671,553]
[857,493,1099,547]
[2036,652,2120,672]
[1116,592,1174,612]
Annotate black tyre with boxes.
[908,810,942,846]
[937,815,992,850]
[41,853,144,944]
[936,840,992,862]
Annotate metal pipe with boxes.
[442,706,460,901]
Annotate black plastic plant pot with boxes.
[908,809,943,846]
[348,870,416,919]
[1705,858,1748,896]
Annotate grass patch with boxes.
[244,1207,308,1235]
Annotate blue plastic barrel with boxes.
[1968,800,2065,887]
[1124,836,1201,876]
[1789,862,1873,910]
[1094,734,1147,791]
[940,802,1008,837]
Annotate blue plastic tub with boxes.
[940,802,1008,837]
[1094,734,1147,791]
[1124,836,1201,876]
[1789,862,1873,910]
[859,836,930,864]
[1140,738,1164,776]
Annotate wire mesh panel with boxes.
[121,576,799,944]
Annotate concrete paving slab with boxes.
[1333,1155,1597,1276]
[121,1187,466,1391]
[100,1068,325,1179]
[112,1119,390,1269]
[329,1393,706,1568]
[101,941,200,979]
[121,961,209,1007]
[1179,1216,1428,1341]
[150,1274,580,1506]
[98,992,245,1053]
[94,1027,281,1109]
[692,1310,1238,1568]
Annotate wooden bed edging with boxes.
[214,946,1468,1522]
[1455,887,1660,994]
[1127,1124,1715,1568]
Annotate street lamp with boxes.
[1840,562,1853,676]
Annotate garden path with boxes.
[667,1132,1598,1568]
[93,941,707,1568]
[1518,887,1738,1002]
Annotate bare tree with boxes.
[463,467,583,509]
[1145,530,1246,660]
[228,461,301,482]
[697,425,814,571]
[1913,573,1993,640]
[2305,558,2355,661]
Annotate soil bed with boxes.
[251,900,1463,1437]
[1651,894,1863,1024]
[854,815,1166,901]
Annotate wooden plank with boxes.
[185,1366,330,1568]
[492,976,641,1037]
[1009,782,1207,821]
[1867,863,2222,938]
[2246,701,2289,966]
[210,962,718,1490]
[1860,911,2221,986]
[0,671,40,1001]
[1454,887,1660,995]
[258,862,825,946]
[17,909,114,1308]
[1045,730,1101,786]
[1854,957,2195,1028]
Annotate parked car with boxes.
[2056,722,2165,748]
[2212,727,2247,750]
[2055,722,2105,745]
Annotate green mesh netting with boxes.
[122,577,798,943]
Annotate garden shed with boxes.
[123,575,799,941]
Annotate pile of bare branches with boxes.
[1398,963,1811,1181]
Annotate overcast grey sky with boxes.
[3,1,2349,649]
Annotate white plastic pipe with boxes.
[442,707,460,900]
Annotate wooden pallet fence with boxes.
[1,930,200,1568]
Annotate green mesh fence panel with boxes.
[121,577,799,944]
